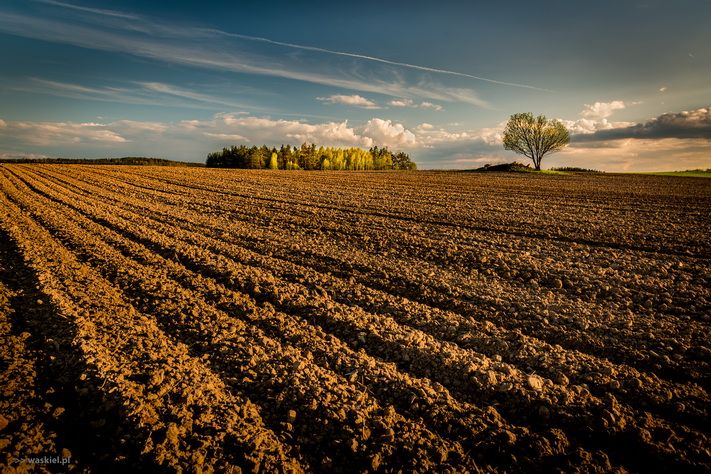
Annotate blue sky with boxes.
[0,0,709,170]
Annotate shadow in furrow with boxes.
[0,226,164,473]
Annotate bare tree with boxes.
[503,113,570,170]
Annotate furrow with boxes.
[13,167,708,474]
[5,165,484,472]
[0,174,303,473]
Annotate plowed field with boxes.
[0,164,709,473]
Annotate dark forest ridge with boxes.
[0,157,204,166]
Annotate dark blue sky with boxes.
[0,0,709,170]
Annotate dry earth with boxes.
[0,164,709,473]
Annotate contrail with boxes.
[207,29,553,92]
[36,0,140,19]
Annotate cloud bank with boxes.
[576,107,711,141]
[580,100,627,119]
[1,106,709,172]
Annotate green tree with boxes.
[246,147,264,169]
[503,113,570,170]
[392,151,416,170]
[298,143,318,170]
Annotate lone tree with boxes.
[503,113,570,170]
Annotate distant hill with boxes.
[463,162,537,173]
[463,163,601,174]
[0,157,204,167]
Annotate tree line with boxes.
[0,157,204,166]
[206,143,417,170]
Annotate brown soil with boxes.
[0,165,709,473]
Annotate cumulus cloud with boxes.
[556,100,640,136]
[576,107,711,141]
[176,113,373,147]
[413,128,475,147]
[477,125,507,146]
[388,99,414,107]
[172,113,418,149]
[361,119,416,147]
[316,94,380,109]
[580,100,627,119]
[387,98,445,111]
[420,102,444,111]
[562,117,634,135]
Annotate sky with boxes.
[0,0,709,170]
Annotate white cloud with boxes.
[420,102,444,111]
[561,117,634,135]
[659,86,668,92]
[576,106,711,140]
[361,119,417,147]
[388,98,445,111]
[388,99,414,107]
[317,95,380,109]
[477,125,506,145]
[559,100,641,135]
[176,120,202,131]
[414,128,474,147]
[210,114,372,147]
[411,121,505,148]
[580,100,626,119]
[0,119,127,146]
